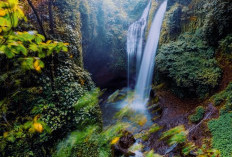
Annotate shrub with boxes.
[203,0,232,46]
[212,82,232,113]
[208,113,232,157]
[208,83,232,157]
[189,106,205,123]
[54,122,129,157]
[219,34,232,54]
[0,1,99,156]
[156,30,222,98]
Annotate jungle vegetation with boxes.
[0,0,232,157]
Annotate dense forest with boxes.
[0,0,231,156]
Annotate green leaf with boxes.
[21,57,34,70]
[35,36,42,44]
[35,34,45,44]
[12,12,18,27]
[4,47,15,58]
[62,46,68,52]
[38,59,44,68]
[17,44,27,56]
[29,43,38,52]
[38,51,46,58]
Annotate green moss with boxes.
[219,34,232,54]
[212,83,232,113]
[189,106,205,123]
[156,30,222,98]
[54,122,129,157]
[208,82,232,157]
[208,113,232,157]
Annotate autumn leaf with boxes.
[33,123,43,133]
[33,59,44,72]
[111,137,120,144]
[0,9,6,17]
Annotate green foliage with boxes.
[208,83,232,157]
[195,144,220,157]
[73,87,99,111]
[203,0,232,46]
[208,113,232,157]
[144,150,162,157]
[160,125,220,156]
[219,34,232,54]
[0,0,100,156]
[189,106,205,123]
[0,0,68,72]
[212,82,232,113]
[156,30,221,98]
[54,122,129,157]
[161,125,187,146]
[135,123,162,141]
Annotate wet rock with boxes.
[112,131,136,157]
[149,103,163,115]
[106,88,128,103]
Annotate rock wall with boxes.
[80,0,149,88]
[155,0,232,98]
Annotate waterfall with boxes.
[133,0,168,110]
[127,1,151,89]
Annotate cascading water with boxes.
[132,0,168,111]
[127,1,151,88]
[103,1,168,156]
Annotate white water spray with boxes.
[132,0,168,111]
[127,1,151,88]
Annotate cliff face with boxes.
[155,0,232,98]
[24,0,84,66]
[4,1,102,156]
[80,0,149,88]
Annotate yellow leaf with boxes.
[3,132,8,138]
[33,123,43,133]
[0,9,6,17]
[111,137,120,145]
[34,60,41,72]
[33,115,40,122]
[46,40,52,44]
[138,117,147,126]
[64,43,69,46]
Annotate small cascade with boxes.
[164,111,213,155]
[127,1,151,88]
[133,0,168,110]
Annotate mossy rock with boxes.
[189,106,205,123]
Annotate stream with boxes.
[101,0,168,156]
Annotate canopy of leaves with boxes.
[0,0,68,72]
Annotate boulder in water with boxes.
[112,131,136,157]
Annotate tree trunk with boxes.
[48,0,55,34]
[26,0,47,39]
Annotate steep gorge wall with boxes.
[80,0,149,88]
[155,0,232,98]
